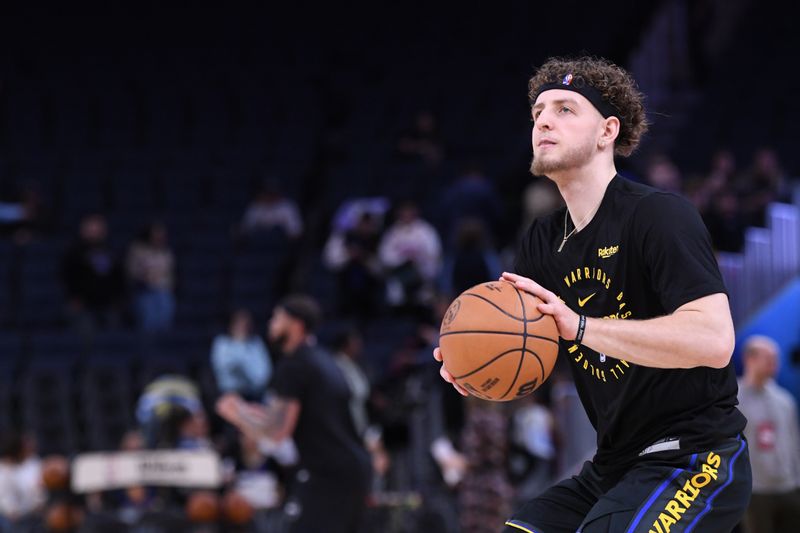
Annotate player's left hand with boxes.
[501,272,580,341]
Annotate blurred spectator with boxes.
[332,328,391,480]
[644,153,682,193]
[396,110,444,166]
[508,395,556,503]
[60,213,126,333]
[737,147,793,227]
[84,430,153,525]
[324,211,385,319]
[329,196,390,235]
[211,309,272,401]
[332,328,370,438]
[216,294,372,533]
[520,177,562,236]
[157,405,212,450]
[0,432,44,530]
[135,375,205,449]
[549,367,595,479]
[0,180,50,243]
[703,188,747,252]
[440,218,502,298]
[379,201,442,313]
[710,148,739,183]
[738,335,800,533]
[458,399,513,533]
[685,149,738,216]
[115,431,151,515]
[126,222,175,332]
[441,163,504,244]
[240,179,303,239]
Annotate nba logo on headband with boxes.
[562,74,574,86]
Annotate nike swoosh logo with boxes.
[578,293,597,308]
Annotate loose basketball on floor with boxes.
[439,280,559,401]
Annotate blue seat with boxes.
[20,362,75,431]
[0,371,16,432]
[29,331,87,360]
[0,333,22,368]
[91,331,145,360]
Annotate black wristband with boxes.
[574,315,586,345]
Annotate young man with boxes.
[216,295,371,533]
[738,335,800,533]
[435,56,751,532]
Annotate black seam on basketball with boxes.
[439,329,559,346]
[453,348,519,379]
[498,351,525,400]
[453,348,545,380]
[440,330,559,345]
[497,286,529,399]
[530,346,545,378]
[462,293,546,323]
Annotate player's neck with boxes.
[552,162,616,231]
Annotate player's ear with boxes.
[599,116,620,149]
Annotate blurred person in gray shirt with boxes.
[738,335,800,533]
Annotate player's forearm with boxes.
[233,399,297,442]
[581,306,734,369]
[235,414,285,442]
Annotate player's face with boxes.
[746,344,779,381]
[755,346,779,379]
[268,307,291,344]
[529,89,604,176]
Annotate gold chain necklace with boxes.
[558,201,602,253]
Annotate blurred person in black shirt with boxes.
[216,295,371,533]
[396,110,444,166]
[737,147,792,227]
[60,213,125,333]
[703,188,747,253]
[323,211,385,319]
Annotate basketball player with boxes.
[216,295,371,533]
[435,56,751,532]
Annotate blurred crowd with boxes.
[1,91,799,532]
[643,146,794,253]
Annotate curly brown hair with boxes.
[528,56,649,157]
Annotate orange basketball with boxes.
[186,491,220,523]
[222,490,255,525]
[439,280,560,401]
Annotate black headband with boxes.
[531,74,620,121]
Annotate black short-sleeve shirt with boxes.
[272,345,371,481]
[515,175,746,468]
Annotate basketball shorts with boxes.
[503,435,751,533]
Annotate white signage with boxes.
[71,450,222,493]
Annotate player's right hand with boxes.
[215,392,246,424]
[433,347,468,397]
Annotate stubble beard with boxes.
[530,140,595,177]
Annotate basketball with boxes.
[186,491,220,523]
[222,490,255,525]
[439,280,559,401]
